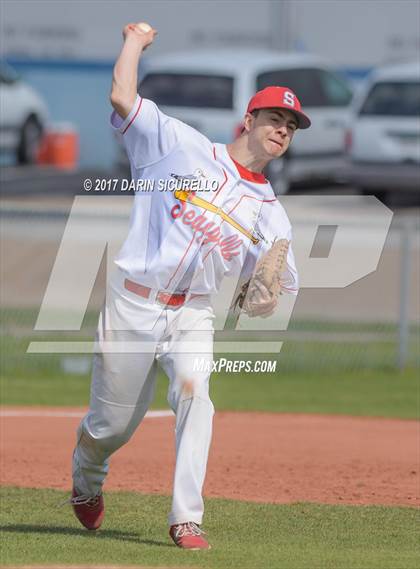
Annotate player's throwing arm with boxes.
[110,22,157,119]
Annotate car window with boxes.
[317,70,353,106]
[257,68,352,107]
[257,68,327,106]
[138,73,234,109]
[359,81,420,117]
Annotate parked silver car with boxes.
[116,49,353,194]
[0,62,48,164]
[344,61,420,203]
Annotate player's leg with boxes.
[72,274,165,499]
[70,335,158,530]
[157,298,215,528]
[72,341,158,498]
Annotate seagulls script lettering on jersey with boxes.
[170,200,243,261]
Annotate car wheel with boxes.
[17,116,43,165]
[265,156,290,196]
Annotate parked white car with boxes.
[117,49,353,194]
[0,62,48,164]
[345,61,420,202]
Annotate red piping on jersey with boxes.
[201,243,217,263]
[229,156,267,184]
[211,168,228,202]
[201,194,276,263]
[226,193,276,215]
[165,147,230,288]
[122,97,143,134]
[165,233,196,290]
[210,145,228,202]
[167,145,269,287]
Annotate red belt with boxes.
[124,278,188,307]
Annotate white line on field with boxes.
[0,409,173,419]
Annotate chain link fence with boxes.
[1,198,419,383]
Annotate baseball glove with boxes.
[235,238,290,318]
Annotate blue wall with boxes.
[7,59,117,169]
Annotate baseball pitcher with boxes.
[67,21,310,550]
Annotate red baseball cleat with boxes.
[70,488,104,530]
[169,522,211,550]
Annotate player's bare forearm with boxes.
[110,22,157,119]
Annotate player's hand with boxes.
[253,282,278,318]
[122,22,157,49]
[252,281,272,304]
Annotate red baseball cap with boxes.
[247,86,311,129]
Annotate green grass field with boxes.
[1,332,419,418]
[1,488,418,569]
[1,315,419,568]
[1,364,418,419]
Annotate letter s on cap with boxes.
[283,91,295,107]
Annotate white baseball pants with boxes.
[72,268,215,526]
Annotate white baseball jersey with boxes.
[111,95,298,295]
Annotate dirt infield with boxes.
[0,407,418,506]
